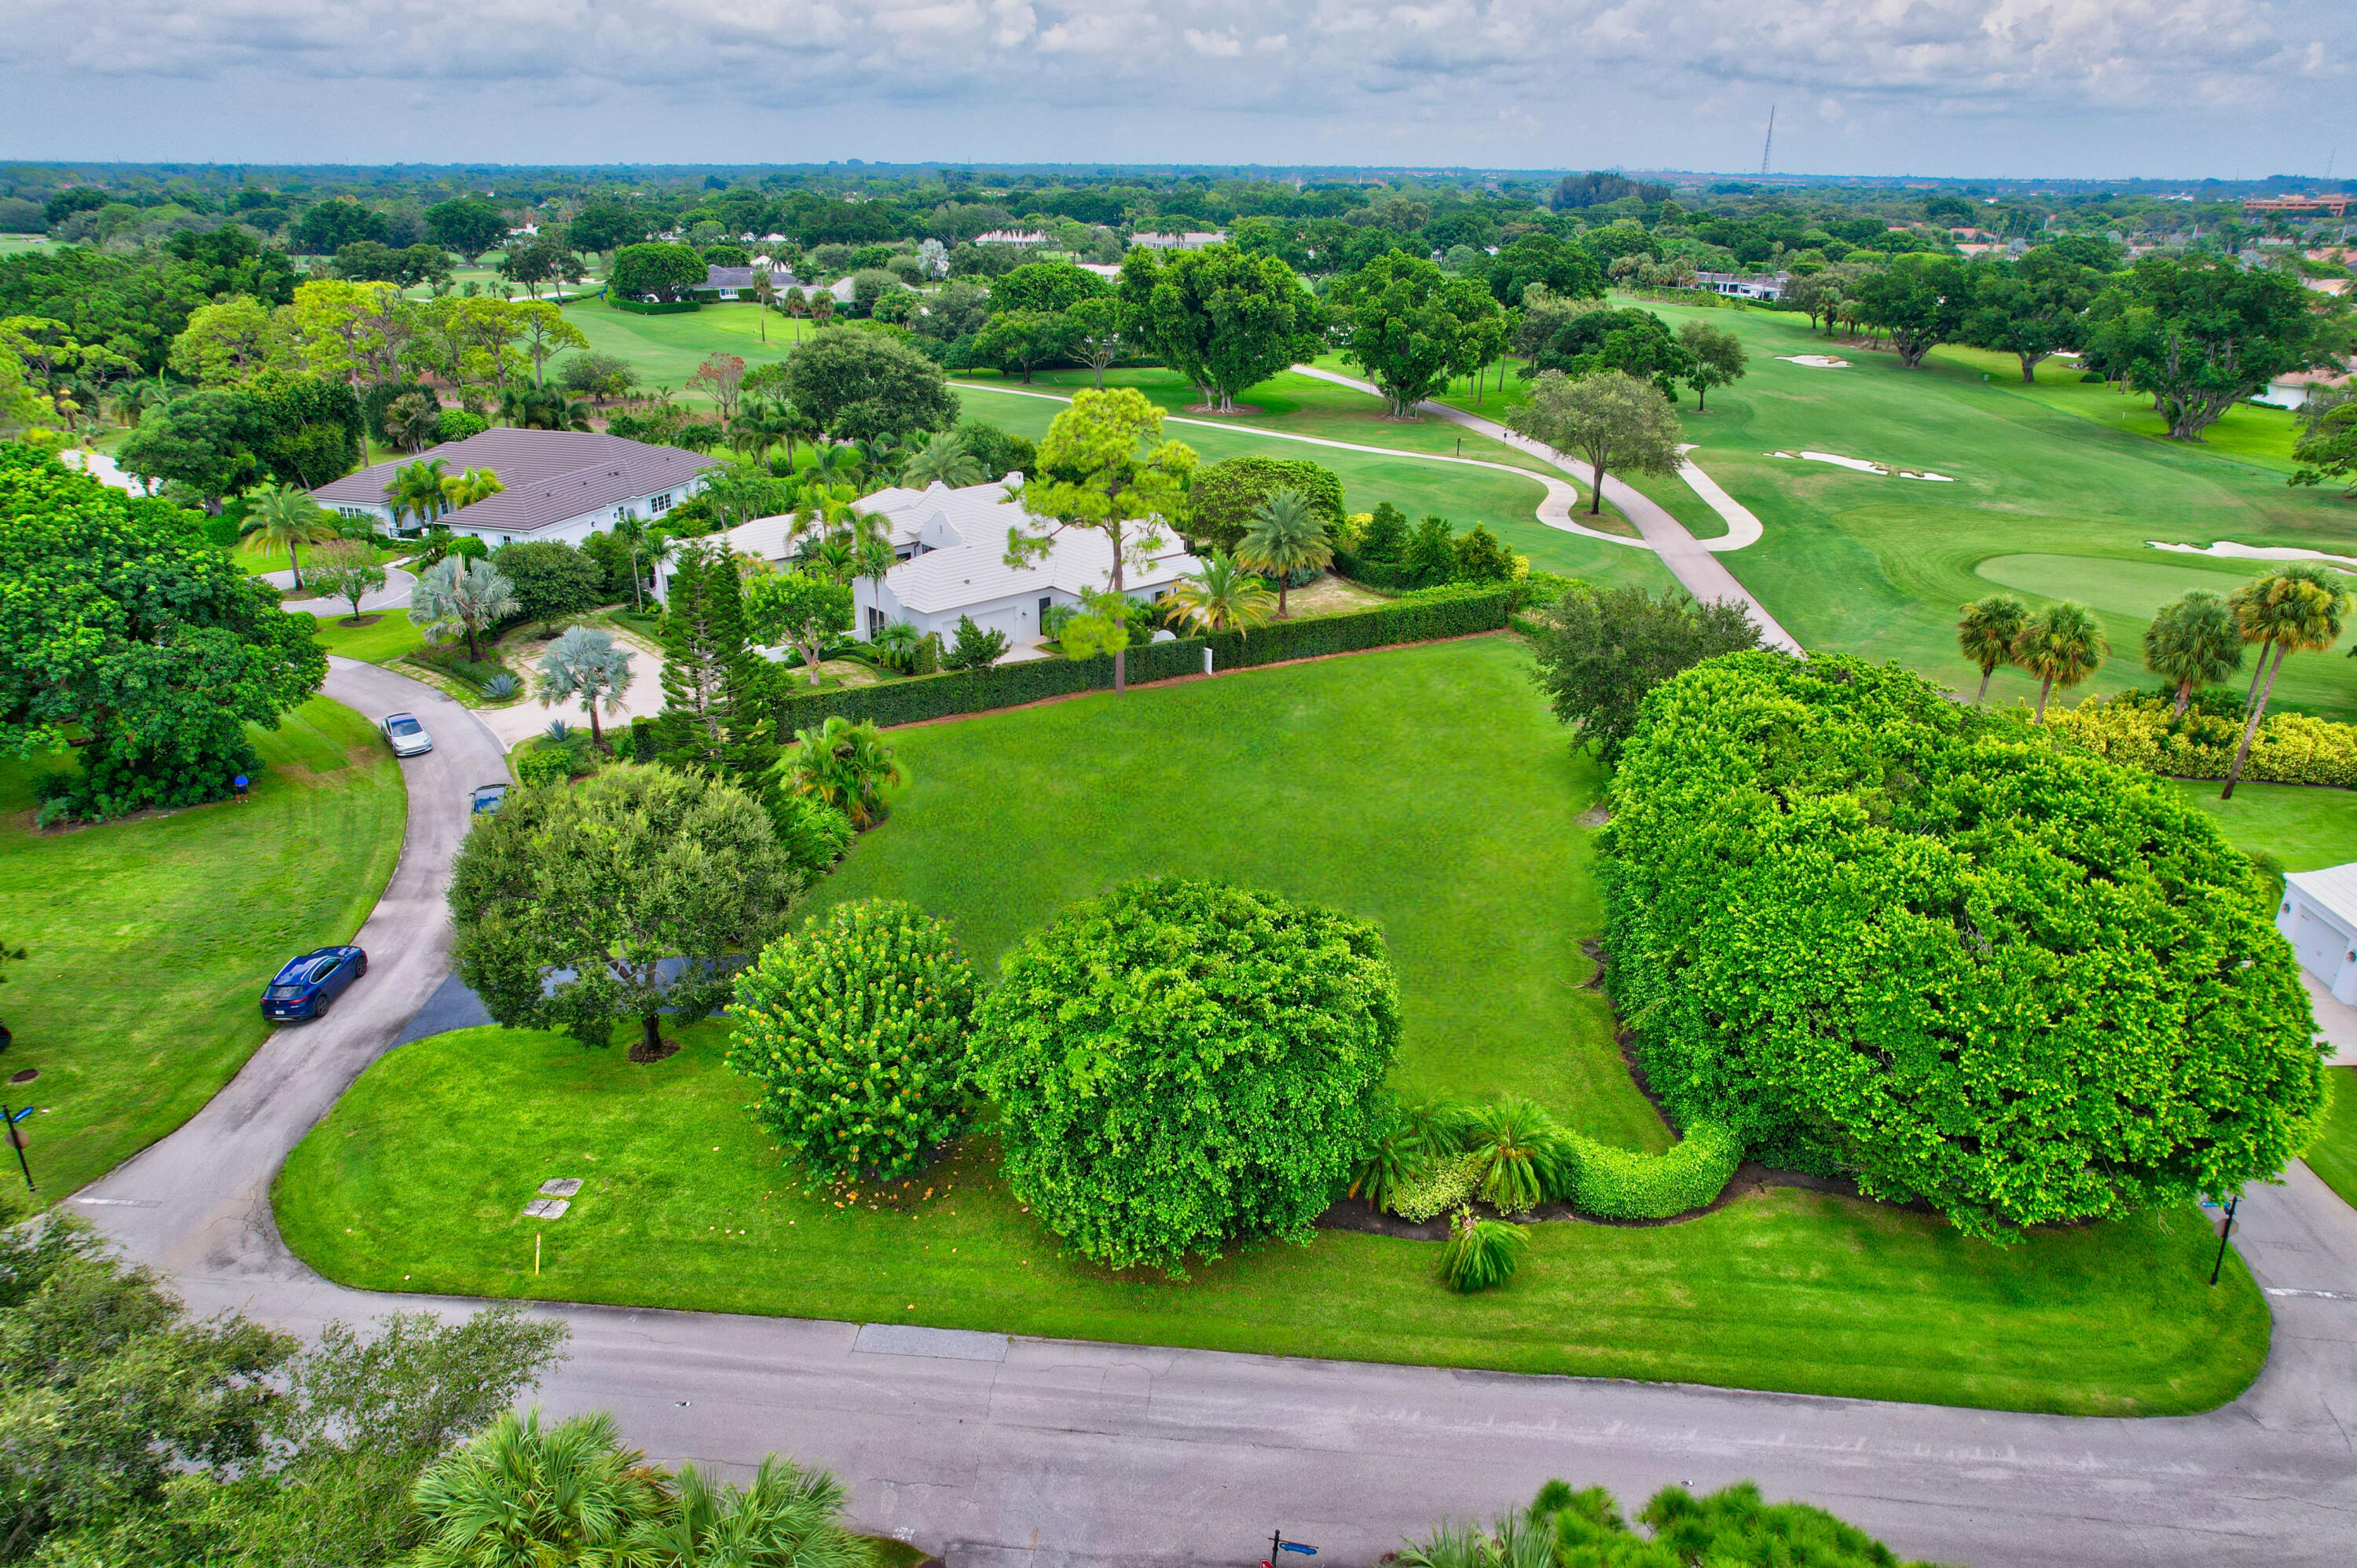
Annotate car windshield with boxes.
[265,984,308,999]
[388,718,422,736]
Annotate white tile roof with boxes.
[2289,865,2357,931]
[885,526,1197,614]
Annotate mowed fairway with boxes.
[1607,299,2357,721]
[2,698,406,1194]
[280,641,2276,1413]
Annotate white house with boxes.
[311,429,721,548]
[691,472,1201,650]
[1130,230,1229,251]
[1694,270,1790,302]
[2254,361,2352,410]
[2279,864,2357,1006]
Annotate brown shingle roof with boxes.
[311,429,721,537]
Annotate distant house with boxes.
[2279,863,2357,1004]
[1130,230,1228,251]
[1693,270,1789,302]
[691,472,1201,650]
[973,229,1050,246]
[310,429,721,548]
[2254,361,2353,409]
[701,265,856,304]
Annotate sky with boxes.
[4,0,2353,181]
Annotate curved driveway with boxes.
[74,667,2357,1567]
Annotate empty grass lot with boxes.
[280,642,2273,1414]
[2,698,405,1195]
[2305,1070,2357,1212]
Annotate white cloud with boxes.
[0,0,2347,174]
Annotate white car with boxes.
[382,711,433,757]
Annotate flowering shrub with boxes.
[2050,693,2357,788]
[725,899,978,1182]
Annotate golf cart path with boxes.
[73,660,2357,1567]
[1286,366,1802,654]
[951,380,1636,548]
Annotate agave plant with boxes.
[483,672,519,700]
[544,719,573,742]
[1438,1207,1528,1294]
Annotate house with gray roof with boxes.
[310,428,722,548]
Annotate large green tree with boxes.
[426,198,511,266]
[1118,244,1320,412]
[987,258,1109,314]
[1526,582,1765,762]
[1182,455,1345,552]
[449,764,802,1058]
[1329,250,1505,417]
[972,877,1402,1276]
[0,446,324,819]
[608,241,709,303]
[778,325,959,442]
[2091,255,2343,440]
[1962,247,2097,383]
[1602,652,2326,1239]
[1523,305,1695,403]
[1852,254,1976,369]
[1506,368,1684,518]
[1008,386,1196,692]
[1483,233,1606,307]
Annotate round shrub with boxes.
[972,877,1402,1275]
[725,899,978,1182]
[1601,651,2327,1240]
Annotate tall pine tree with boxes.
[653,544,774,777]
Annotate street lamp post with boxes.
[3,1103,33,1191]
[2209,1192,2241,1287]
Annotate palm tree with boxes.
[618,1456,863,1568]
[409,1409,668,1568]
[2011,600,2107,723]
[639,529,679,601]
[386,457,451,532]
[240,482,340,587]
[1160,551,1278,637]
[900,430,984,490]
[730,396,794,463]
[751,269,777,343]
[777,401,821,470]
[611,516,653,610]
[1234,487,1334,618]
[1955,593,2028,705]
[385,390,442,452]
[536,626,636,753]
[2142,589,2242,717]
[409,555,520,662]
[779,716,905,830]
[2223,564,2349,798]
[811,441,865,488]
[443,467,506,513]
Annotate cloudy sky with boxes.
[5,0,2352,179]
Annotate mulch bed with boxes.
[628,1036,682,1064]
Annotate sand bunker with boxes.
[2149,540,2357,571]
[1777,354,1852,368]
[1768,450,1955,482]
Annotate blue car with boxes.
[262,945,368,1021]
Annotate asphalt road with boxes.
[76,665,2357,1568]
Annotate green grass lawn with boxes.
[2304,1069,2357,1211]
[2172,779,2357,870]
[276,1018,2265,1416]
[2,698,406,1194]
[310,610,425,665]
[280,642,2273,1413]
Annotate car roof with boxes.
[386,711,421,723]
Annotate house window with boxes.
[867,606,887,639]
[651,493,673,513]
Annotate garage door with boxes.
[2294,909,2353,978]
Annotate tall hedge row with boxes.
[2051,693,2357,789]
[772,584,1513,732]
[1600,652,2326,1240]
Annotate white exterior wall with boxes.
[854,579,1075,644]
[2278,889,2357,1005]
[333,482,703,548]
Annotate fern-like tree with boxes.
[536,625,634,752]
[1235,487,1334,619]
[408,555,519,662]
[2142,589,2242,717]
[240,481,340,586]
[653,543,772,776]
[408,1409,667,1568]
[2011,599,2106,722]
[775,715,904,830]
[1955,592,2027,705]
[618,1456,867,1568]
[2223,563,2349,798]
[1160,551,1277,637]
[941,613,1011,670]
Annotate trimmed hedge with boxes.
[2051,693,2357,789]
[772,584,1515,732]
[610,297,701,315]
[1559,1122,1742,1220]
